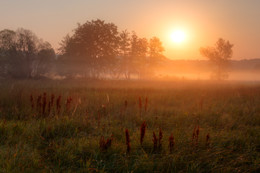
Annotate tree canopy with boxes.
[0,28,55,78]
[59,19,165,79]
[200,38,233,80]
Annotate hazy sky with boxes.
[1,0,259,60]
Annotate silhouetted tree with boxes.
[200,38,233,80]
[32,42,56,77]
[58,34,86,78]
[58,19,165,79]
[0,29,16,77]
[59,19,119,78]
[148,37,165,77]
[118,30,131,79]
[15,28,39,78]
[0,28,55,78]
[130,32,148,79]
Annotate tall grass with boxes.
[0,79,259,172]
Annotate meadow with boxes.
[0,79,259,172]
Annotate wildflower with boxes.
[30,94,34,109]
[125,129,130,153]
[42,92,47,115]
[159,128,163,149]
[152,131,158,151]
[206,133,210,147]
[140,121,146,145]
[169,133,175,153]
[56,96,61,114]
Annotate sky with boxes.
[0,0,260,60]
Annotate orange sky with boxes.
[1,0,259,60]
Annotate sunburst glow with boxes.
[170,30,186,43]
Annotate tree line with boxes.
[0,19,165,79]
[0,19,233,80]
[0,28,55,78]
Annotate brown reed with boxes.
[124,100,128,109]
[66,97,72,112]
[125,129,130,153]
[152,131,158,151]
[50,94,55,107]
[99,135,113,151]
[42,92,47,115]
[140,121,146,145]
[47,101,51,115]
[206,133,210,147]
[192,125,200,146]
[192,126,196,142]
[196,125,200,145]
[159,128,163,149]
[30,94,34,109]
[99,136,105,150]
[56,96,61,114]
[196,125,200,138]
[36,95,42,113]
[169,133,175,153]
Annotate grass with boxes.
[0,79,259,172]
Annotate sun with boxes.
[170,30,186,43]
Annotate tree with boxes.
[0,28,55,78]
[32,41,56,77]
[129,32,148,79]
[58,19,166,80]
[148,37,165,76]
[0,29,16,77]
[14,28,39,78]
[59,19,119,78]
[200,38,233,80]
[118,30,131,79]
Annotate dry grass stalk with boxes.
[124,100,128,109]
[125,129,130,153]
[206,133,210,147]
[37,95,42,113]
[192,125,200,146]
[169,133,175,153]
[192,126,196,142]
[99,135,113,151]
[140,121,146,146]
[159,128,163,149]
[42,92,47,115]
[47,101,51,115]
[30,94,34,109]
[66,97,72,112]
[152,128,163,151]
[152,131,158,151]
[56,96,61,114]
[196,125,200,145]
[50,94,55,107]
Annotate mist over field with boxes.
[0,0,260,172]
[157,59,260,81]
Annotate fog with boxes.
[1,21,259,82]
